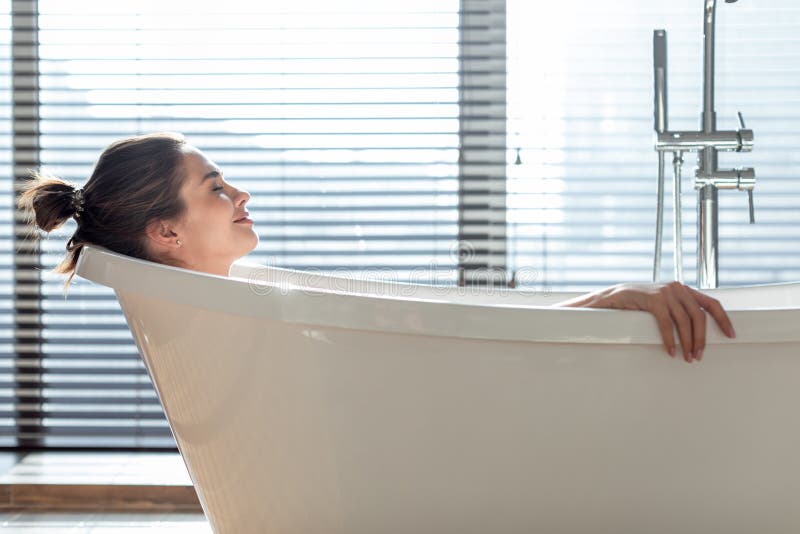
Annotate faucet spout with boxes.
[703,0,718,133]
[704,0,740,133]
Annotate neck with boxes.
[194,260,232,277]
[172,257,232,277]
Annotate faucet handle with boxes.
[738,113,755,223]
[737,167,756,224]
[736,111,754,152]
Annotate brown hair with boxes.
[17,132,189,287]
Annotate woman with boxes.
[18,132,735,363]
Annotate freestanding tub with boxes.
[75,245,800,534]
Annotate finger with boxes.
[663,286,694,362]
[652,309,677,358]
[686,287,736,338]
[673,284,707,360]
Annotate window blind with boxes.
[0,0,11,448]
[507,0,800,292]
[5,0,463,449]
[7,0,796,451]
[458,0,508,287]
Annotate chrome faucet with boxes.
[652,0,755,289]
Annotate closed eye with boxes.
[212,185,223,192]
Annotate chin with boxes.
[239,231,259,257]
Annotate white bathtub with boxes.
[75,245,800,534]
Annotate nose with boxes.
[234,186,250,206]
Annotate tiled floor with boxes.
[0,452,193,486]
[0,510,211,532]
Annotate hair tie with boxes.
[71,186,85,218]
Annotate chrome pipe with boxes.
[654,30,668,134]
[703,0,719,133]
[699,1,718,287]
[673,152,685,282]
[652,30,668,282]
[656,129,753,152]
[698,184,718,288]
[702,0,740,129]
[654,151,666,282]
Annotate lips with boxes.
[233,211,250,223]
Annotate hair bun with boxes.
[17,174,82,232]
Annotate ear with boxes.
[145,219,181,250]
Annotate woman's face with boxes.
[168,146,258,275]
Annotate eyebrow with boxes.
[201,170,222,183]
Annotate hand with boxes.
[557,281,736,362]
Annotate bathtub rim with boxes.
[75,245,800,346]
[230,258,800,296]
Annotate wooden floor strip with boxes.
[0,483,201,511]
[0,452,201,511]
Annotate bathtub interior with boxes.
[230,258,800,310]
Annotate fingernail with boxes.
[687,351,693,362]
[696,348,703,361]
[669,347,675,357]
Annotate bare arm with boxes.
[551,281,736,363]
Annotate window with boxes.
[4,0,797,450]
[507,0,800,291]
[6,0,462,449]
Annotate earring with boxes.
[176,239,182,247]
